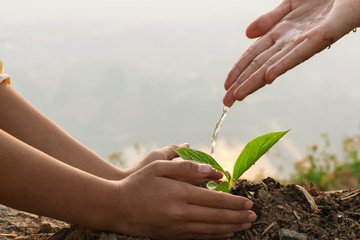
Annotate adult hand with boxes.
[124,144,223,184]
[107,160,256,239]
[223,0,360,107]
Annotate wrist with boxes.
[87,179,120,232]
[97,180,130,234]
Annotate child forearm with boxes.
[0,83,125,180]
[0,129,118,230]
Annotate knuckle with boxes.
[210,191,225,207]
[233,89,246,102]
[168,207,185,221]
[148,160,164,172]
[250,57,259,68]
[182,160,195,173]
[212,209,226,220]
[245,45,256,57]
[168,186,187,200]
[147,150,167,160]
[269,31,277,43]
[264,70,275,85]
[233,63,241,72]
[264,57,275,67]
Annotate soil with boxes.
[230,177,360,239]
[0,205,67,240]
[1,178,359,240]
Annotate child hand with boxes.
[106,160,255,239]
[124,144,223,184]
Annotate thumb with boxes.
[145,143,190,161]
[149,160,215,180]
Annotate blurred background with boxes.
[2,0,360,181]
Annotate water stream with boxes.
[210,106,230,158]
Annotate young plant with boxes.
[174,130,289,192]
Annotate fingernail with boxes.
[198,164,212,173]
[180,143,190,148]
[245,201,253,209]
[247,212,257,222]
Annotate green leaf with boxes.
[206,181,219,190]
[214,181,230,192]
[174,148,227,177]
[206,181,230,192]
[232,130,290,184]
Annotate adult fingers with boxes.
[223,43,283,106]
[246,0,292,38]
[231,43,296,101]
[224,35,274,92]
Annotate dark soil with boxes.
[230,177,360,239]
[1,178,359,240]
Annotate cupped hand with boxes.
[124,144,223,185]
[108,160,256,240]
[223,0,360,107]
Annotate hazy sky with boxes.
[2,0,360,178]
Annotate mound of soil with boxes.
[230,177,360,239]
[1,178,359,240]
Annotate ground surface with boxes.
[0,178,359,240]
[0,205,67,240]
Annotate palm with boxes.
[223,0,360,107]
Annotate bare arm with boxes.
[0,82,223,181]
[0,128,117,229]
[0,82,124,180]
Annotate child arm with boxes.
[0,82,124,180]
[0,128,117,229]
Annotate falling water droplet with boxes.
[353,28,357,33]
[327,45,331,49]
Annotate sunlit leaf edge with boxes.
[232,130,290,184]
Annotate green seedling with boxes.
[174,130,290,193]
